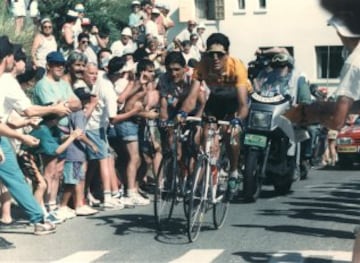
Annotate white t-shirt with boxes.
[86,73,118,130]
[0,73,32,121]
[335,43,360,101]
[110,40,135,58]
[145,20,160,40]
[176,29,193,43]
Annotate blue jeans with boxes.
[0,137,44,223]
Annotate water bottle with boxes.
[230,125,240,146]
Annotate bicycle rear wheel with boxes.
[187,157,207,242]
[213,174,230,229]
[154,156,177,230]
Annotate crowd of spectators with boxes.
[0,0,209,242]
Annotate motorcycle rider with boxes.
[254,48,311,180]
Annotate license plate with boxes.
[244,134,267,148]
[337,146,358,153]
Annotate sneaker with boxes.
[34,221,56,236]
[45,213,65,225]
[87,193,101,207]
[118,197,136,208]
[52,206,76,221]
[101,199,125,210]
[128,193,150,206]
[75,205,99,216]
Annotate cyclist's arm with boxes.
[159,97,168,120]
[181,79,201,113]
[236,86,249,119]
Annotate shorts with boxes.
[138,121,159,157]
[11,0,26,17]
[86,128,111,160]
[17,151,43,189]
[63,161,85,185]
[114,121,139,142]
[205,87,239,120]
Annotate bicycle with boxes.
[187,116,238,242]
[154,117,200,230]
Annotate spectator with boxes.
[145,8,161,45]
[75,32,97,65]
[33,51,81,214]
[59,10,78,59]
[97,48,112,73]
[31,17,57,81]
[110,27,136,57]
[62,51,88,89]
[9,0,26,34]
[196,23,206,53]
[28,0,40,27]
[85,57,142,208]
[157,3,174,47]
[73,3,86,47]
[0,36,74,235]
[174,20,197,51]
[189,33,201,61]
[59,87,99,216]
[128,0,142,28]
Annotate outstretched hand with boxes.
[53,101,72,116]
[283,105,303,124]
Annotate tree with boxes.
[38,0,132,43]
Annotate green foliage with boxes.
[0,3,35,54]
[38,0,133,43]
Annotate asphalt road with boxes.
[1,165,359,263]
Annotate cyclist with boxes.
[179,33,251,192]
[158,51,206,175]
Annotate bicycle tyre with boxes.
[154,155,177,230]
[213,146,230,229]
[187,157,207,242]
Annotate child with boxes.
[58,87,99,216]
[20,113,83,223]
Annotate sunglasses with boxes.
[43,25,52,29]
[207,52,226,59]
[80,40,89,44]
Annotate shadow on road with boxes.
[232,224,353,239]
[232,251,350,263]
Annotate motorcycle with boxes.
[242,92,308,202]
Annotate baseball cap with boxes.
[0,35,13,60]
[197,23,206,29]
[151,8,161,15]
[46,51,66,64]
[74,3,85,12]
[328,15,360,38]
[13,44,26,62]
[121,27,132,37]
[66,10,79,18]
[131,0,141,6]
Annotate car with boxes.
[336,117,360,168]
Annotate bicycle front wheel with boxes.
[213,143,230,229]
[187,157,207,242]
[154,156,177,230]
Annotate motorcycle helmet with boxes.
[271,53,294,68]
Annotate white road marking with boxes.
[270,250,352,262]
[52,251,109,263]
[169,249,224,263]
